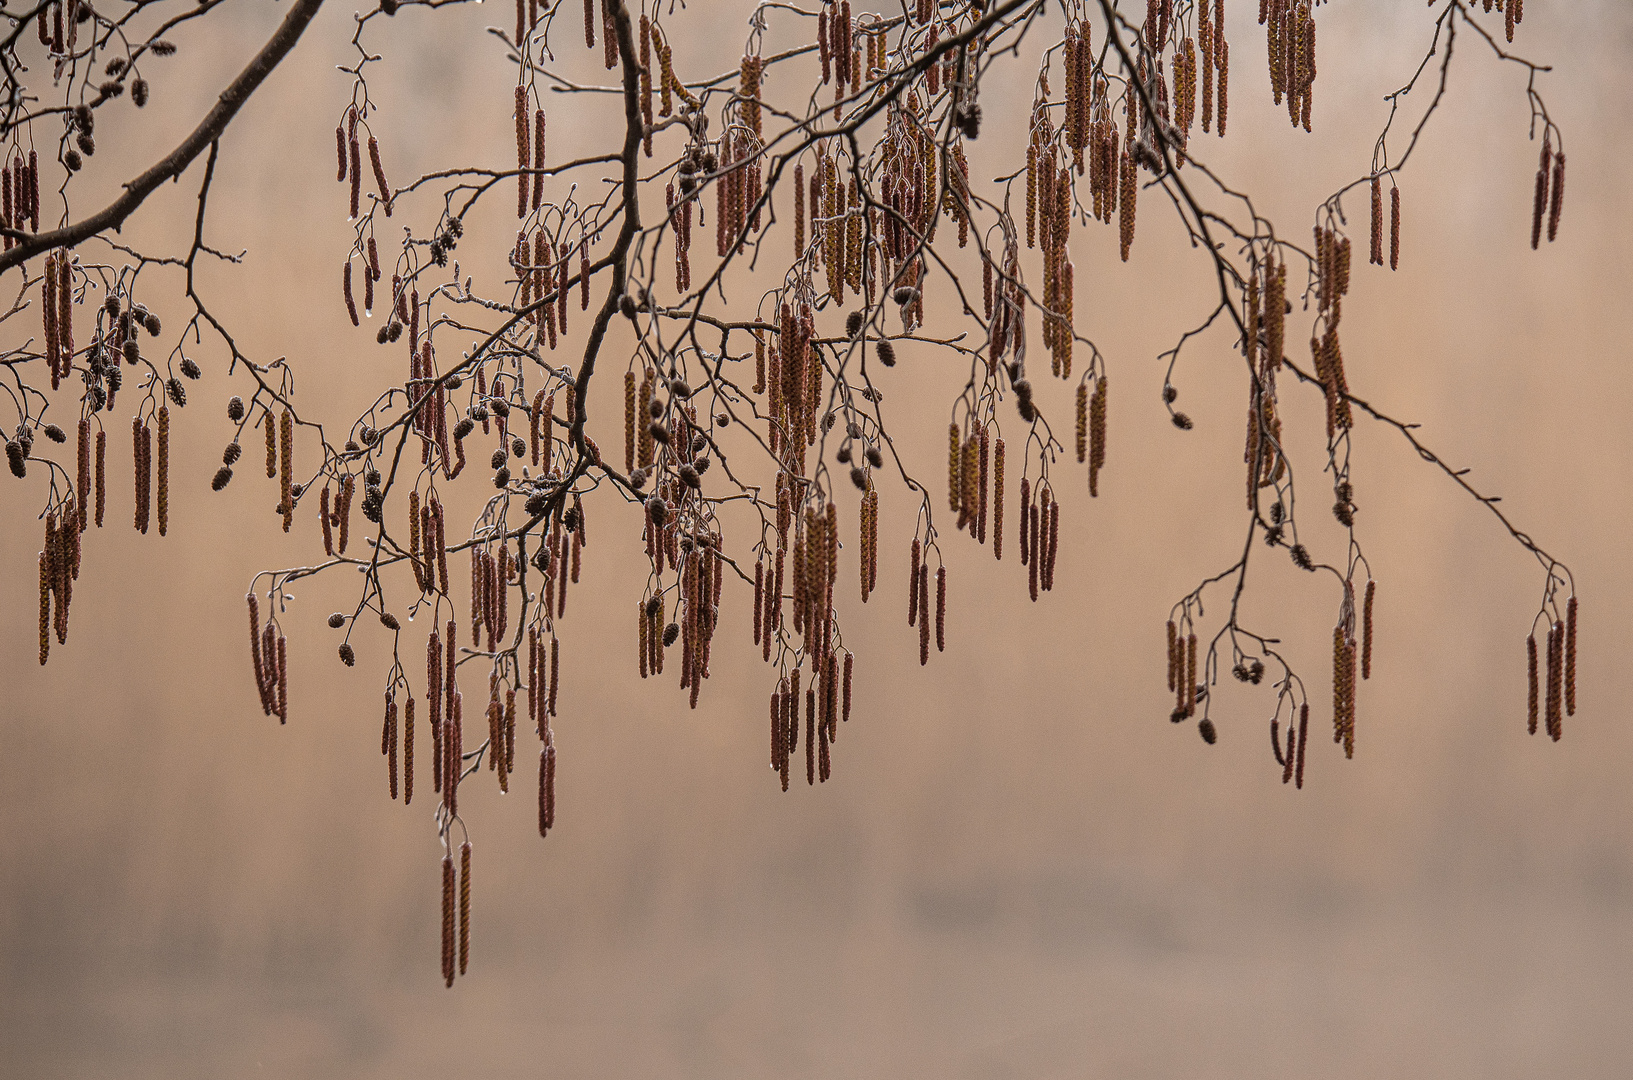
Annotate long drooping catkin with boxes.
[279,409,294,533]
[908,537,921,627]
[1547,619,1564,741]
[76,419,90,531]
[404,697,415,805]
[1167,620,1178,693]
[993,439,1005,560]
[1088,377,1107,496]
[94,429,105,527]
[265,410,277,478]
[1526,632,1539,735]
[133,416,150,534]
[39,550,49,666]
[935,566,947,652]
[1295,702,1308,788]
[1370,176,1384,265]
[1565,596,1577,716]
[441,854,455,987]
[1547,151,1565,243]
[1185,633,1197,717]
[458,841,471,975]
[338,475,355,555]
[247,593,268,711]
[156,405,169,536]
[386,694,399,800]
[1362,580,1375,679]
[918,564,930,666]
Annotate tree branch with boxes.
[0,0,326,274]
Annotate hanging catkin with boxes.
[156,405,169,536]
[279,409,294,533]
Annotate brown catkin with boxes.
[1547,152,1565,243]
[339,475,355,555]
[386,695,399,799]
[908,537,921,627]
[265,411,277,478]
[1295,702,1308,789]
[806,687,816,786]
[918,564,930,666]
[321,486,335,557]
[156,406,169,536]
[1370,177,1383,265]
[1389,186,1401,270]
[993,439,1005,560]
[95,429,106,527]
[935,566,947,653]
[1186,633,1198,717]
[248,594,267,711]
[624,370,636,471]
[38,551,49,665]
[1076,383,1089,463]
[1167,619,1178,692]
[1548,619,1564,741]
[76,419,90,531]
[1526,632,1539,735]
[279,409,294,533]
[1361,580,1376,679]
[441,854,456,987]
[134,417,150,534]
[1565,596,1577,716]
[404,697,415,804]
[276,632,289,722]
[458,841,471,975]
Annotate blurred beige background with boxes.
[3,2,1632,1076]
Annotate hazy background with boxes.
[3,2,1632,1076]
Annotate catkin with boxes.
[156,406,169,536]
[95,429,106,527]
[1361,580,1375,679]
[993,439,1005,560]
[458,841,471,975]
[279,409,294,533]
[1564,596,1577,716]
[1295,703,1308,788]
[1088,377,1107,496]
[76,419,90,531]
[1167,620,1178,692]
[441,854,456,987]
[1547,152,1565,243]
[1370,177,1383,265]
[404,697,415,805]
[1389,186,1400,270]
[624,370,636,471]
[515,86,530,219]
[265,411,277,478]
[1186,633,1198,717]
[1547,619,1564,740]
[935,566,947,652]
[1076,384,1088,463]
[918,564,930,667]
[134,416,150,534]
[1526,632,1539,735]
[386,695,399,799]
